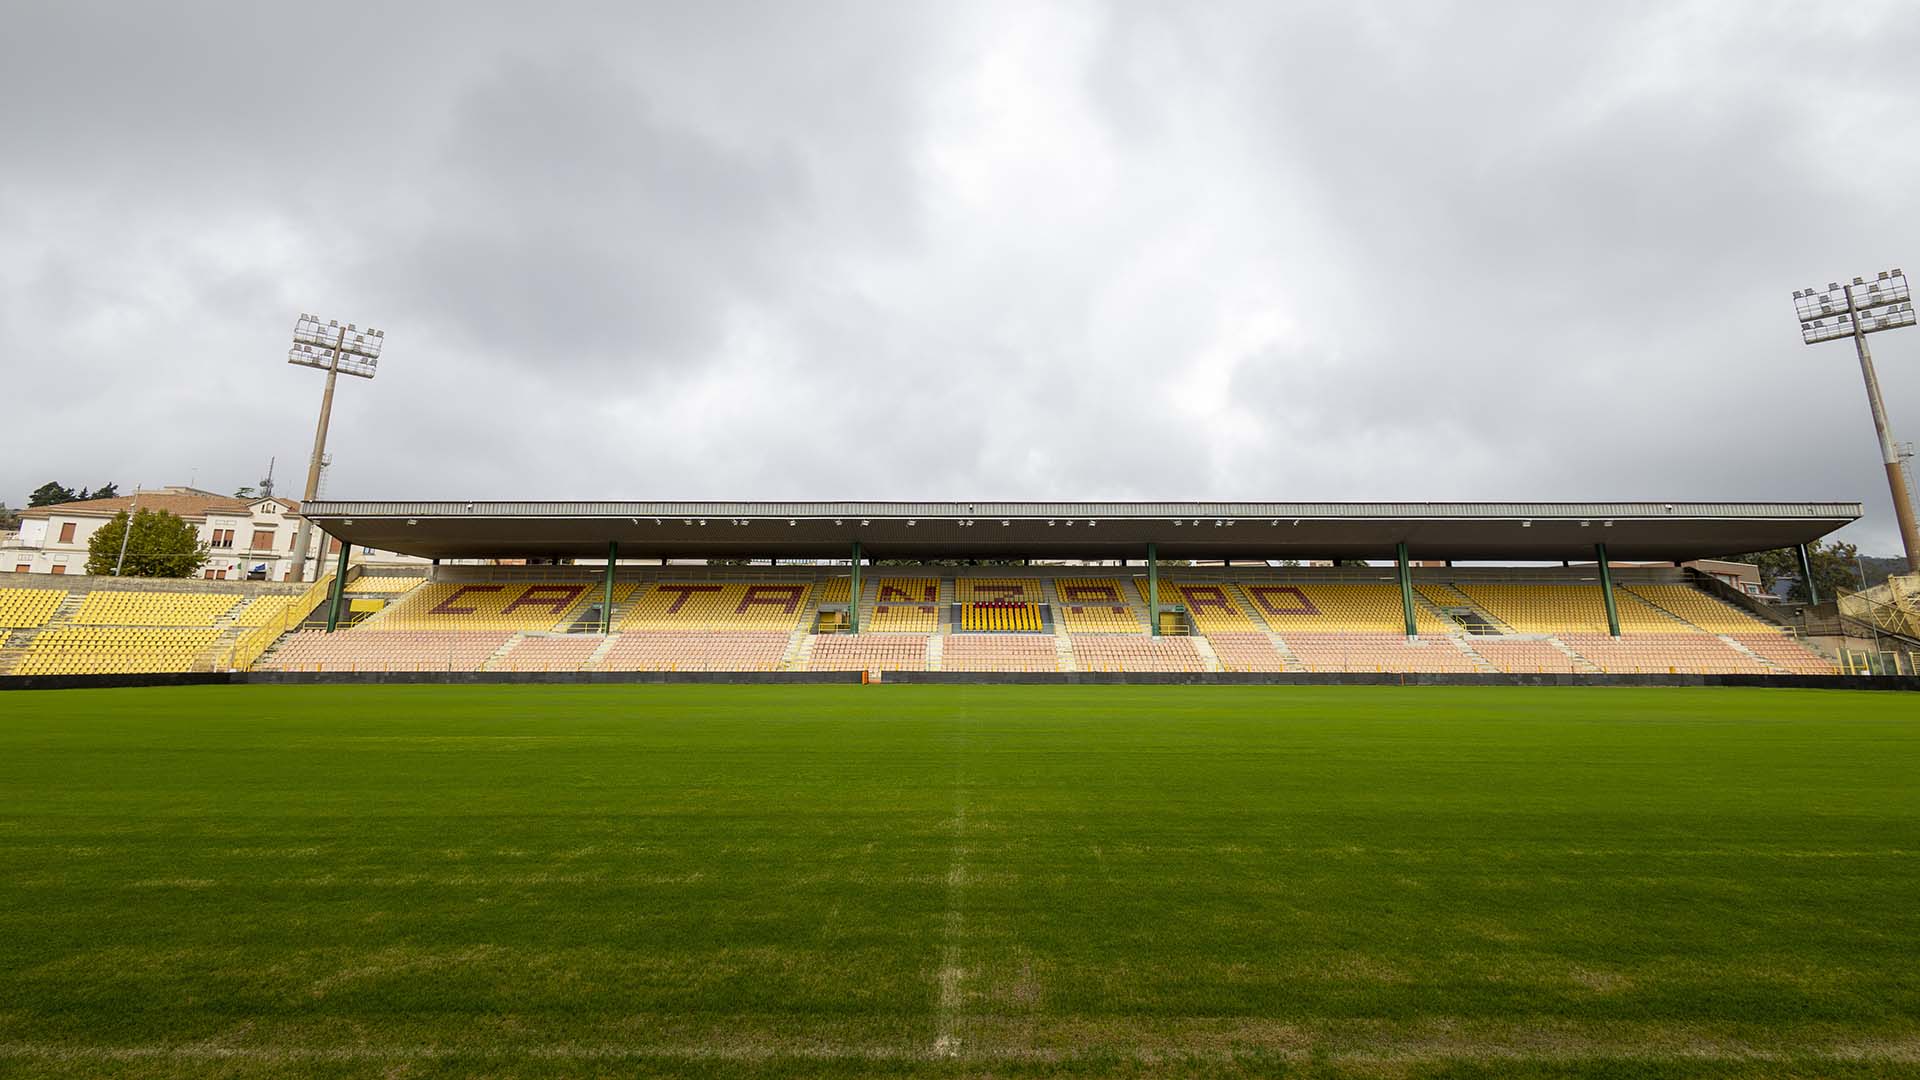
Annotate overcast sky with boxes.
[4,1,1918,552]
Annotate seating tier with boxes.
[1070,634,1205,672]
[1559,633,1765,674]
[493,635,604,672]
[1136,582,1260,632]
[1283,633,1479,673]
[1207,632,1289,671]
[619,582,812,632]
[601,632,789,671]
[1456,585,1690,635]
[71,591,240,626]
[1626,585,1775,633]
[259,630,512,671]
[1470,639,1583,674]
[343,576,427,594]
[943,635,1057,672]
[0,588,66,629]
[1052,579,1143,633]
[1729,633,1839,674]
[232,595,303,627]
[1241,583,1450,634]
[808,634,929,671]
[871,578,940,632]
[376,582,611,631]
[17,627,222,674]
[955,579,1043,633]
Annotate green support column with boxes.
[325,543,349,632]
[1796,543,1819,605]
[849,541,862,634]
[1595,542,1621,638]
[601,541,617,634]
[1147,542,1159,637]
[1396,542,1417,638]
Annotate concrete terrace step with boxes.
[1447,634,1498,673]
[1718,633,1780,672]
[1265,632,1307,672]
[1188,634,1223,672]
[780,629,808,670]
[480,633,526,671]
[1546,636,1601,674]
[586,634,622,669]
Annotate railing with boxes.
[210,573,338,671]
[1838,648,1920,676]
[1837,574,1920,640]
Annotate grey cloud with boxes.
[3,1,1917,555]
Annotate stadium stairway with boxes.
[1187,635,1223,672]
[1719,635,1775,671]
[779,629,809,669]
[586,634,621,668]
[1053,631,1076,672]
[925,632,944,671]
[789,633,819,669]
[1549,637,1601,674]
[481,635,521,669]
[1447,635,1498,673]
[1417,583,1513,634]
[1263,632,1307,672]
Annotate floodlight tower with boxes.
[1793,269,1920,571]
[286,313,385,582]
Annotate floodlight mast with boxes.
[1793,270,1920,571]
[286,314,384,582]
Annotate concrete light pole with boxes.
[1793,269,1920,570]
[285,313,385,582]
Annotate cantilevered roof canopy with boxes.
[301,501,1860,563]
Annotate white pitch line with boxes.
[933,728,970,1058]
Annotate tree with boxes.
[85,509,209,578]
[92,483,119,500]
[28,482,76,507]
[0,503,18,531]
[233,485,258,500]
[1732,539,1862,603]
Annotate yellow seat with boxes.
[0,588,67,629]
[376,582,619,631]
[618,582,813,632]
[1052,579,1144,633]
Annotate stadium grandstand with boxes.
[6,499,1910,678]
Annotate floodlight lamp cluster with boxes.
[1793,269,1913,345]
[289,312,385,378]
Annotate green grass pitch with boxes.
[0,685,1916,1078]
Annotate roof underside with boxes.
[301,501,1861,562]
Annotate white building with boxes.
[3,485,427,580]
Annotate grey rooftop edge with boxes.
[300,500,1861,563]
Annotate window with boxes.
[50,565,66,575]
[204,568,218,580]
[211,529,235,549]
[250,529,276,550]
[13,564,28,574]
[326,537,342,555]
[58,522,76,543]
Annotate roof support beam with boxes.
[325,542,349,633]
[1596,542,1621,638]
[849,541,862,635]
[601,541,617,635]
[1147,542,1159,638]
[1397,542,1417,638]
[1797,542,1820,605]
